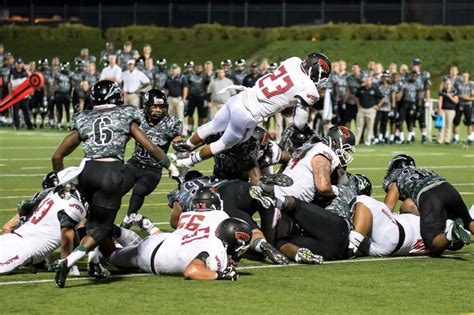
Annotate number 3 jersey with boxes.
[154,211,230,274]
[246,57,320,120]
[129,110,182,168]
[72,105,140,161]
[382,167,445,206]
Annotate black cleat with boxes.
[295,248,324,264]
[260,174,294,187]
[260,241,289,265]
[53,259,70,288]
[249,186,275,209]
[87,262,110,281]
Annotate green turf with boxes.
[0,127,473,313]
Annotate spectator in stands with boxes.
[118,41,133,70]
[8,58,33,130]
[75,48,96,68]
[207,68,235,119]
[242,62,261,88]
[100,54,122,82]
[119,59,150,107]
[355,76,384,145]
[164,64,188,122]
[141,43,153,62]
[437,78,459,144]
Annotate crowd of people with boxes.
[1,41,473,145]
[0,52,473,288]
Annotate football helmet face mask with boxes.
[42,171,59,189]
[281,124,315,154]
[301,53,331,86]
[252,126,270,160]
[75,60,85,71]
[143,89,168,124]
[192,187,223,212]
[353,174,372,196]
[215,218,252,261]
[59,62,70,73]
[91,80,123,106]
[387,154,416,175]
[325,126,356,167]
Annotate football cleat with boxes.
[260,241,289,265]
[260,174,294,187]
[131,214,159,235]
[87,262,110,281]
[452,218,471,245]
[53,259,70,288]
[249,186,275,210]
[119,214,136,229]
[295,248,324,264]
[68,265,80,276]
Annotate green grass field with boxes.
[0,128,473,314]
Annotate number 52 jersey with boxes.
[246,57,320,120]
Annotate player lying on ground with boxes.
[383,154,473,256]
[168,173,290,264]
[347,175,429,257]
[120,89,183,228]
[50,80,180,288]
[171,53,331,173]
[108,213,252,281]
[0,183,86,275]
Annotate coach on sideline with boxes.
[119,59,151,107]
[99,54,122,83]
[164,64,188,123]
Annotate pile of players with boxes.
[0,52,472,288]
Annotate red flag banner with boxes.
[0,72,44,112]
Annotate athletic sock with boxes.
[389,134,395,141]
[186,138,197,150]
[399,133,404,142]
[348,231,365,253]
[444,219,454,241]
[454,134,459,141]
[253,238,265,252]
[66,244,88,268]
[88,248,100,264]
[468,133,474,141]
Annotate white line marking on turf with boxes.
[0,253,471,286]
[20,167,49,170]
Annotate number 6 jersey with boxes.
[246,57,320,120]
[72,105,140,161]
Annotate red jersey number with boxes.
[258,65,294,99]
[29,198,54,225]
[177,214,211,245]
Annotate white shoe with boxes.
[68,265,81,276]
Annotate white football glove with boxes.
[316,77,329,90]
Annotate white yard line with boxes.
[20,167,49,170]
[0,253,471,287]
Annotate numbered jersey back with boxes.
[17,192,86,240]
[73,105,140,161]
[251,57,319,118]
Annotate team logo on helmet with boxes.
[235,231,251,243]
[318,59,330,74]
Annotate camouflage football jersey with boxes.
[71,70,87,97]
[378,83,395,111]
[73,105,140,161]
[129,111,182,168]
[167,177,222,212]
[382,167,446,205]
[153,70,168,91]
[455,81,474,106]
[401,81,421,103]
[54,71,72,94]
[325,182,358,222]
[212,135,260,181]
[346,74,363,105]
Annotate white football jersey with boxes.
[356,196,427,256]
[245,57,319,120]
[155,211,230,274]
[15,191,87,259]
[275,142,339,202]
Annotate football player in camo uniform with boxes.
[50,80,180,288]
[152,58,168,91]
[230,59,249,85]
[52,62,73,129]
[396,71,422,144]
[411,59,431,144]
[455,70,474,146]
[383,154,473,256]
[71,60,88,113]
[119,89,183,228]
[168,171,290,265]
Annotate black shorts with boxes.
[453,105,472,126]
[418,182,472,254]
[415,105,426,129]
[122,160,163,196]
[218,180,261,230]
[31,89,45,110]
[186,94,207,118]
[340,103,358,125]
[78,160,126,211]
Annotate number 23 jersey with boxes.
[73,105,140,161]
[155,211,229,274]
[247,57,320,120]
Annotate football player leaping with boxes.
[109,212,252,281]
[172,53,331,172]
